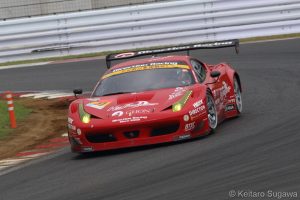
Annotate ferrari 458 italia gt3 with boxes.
[68,40,242,153]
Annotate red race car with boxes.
[68,40,242,153]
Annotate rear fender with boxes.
[225,64,242,92]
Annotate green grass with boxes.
[0,100,31,139]
[0,33,300,67]
[240,33,300,43]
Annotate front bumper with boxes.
[68,112,209,153]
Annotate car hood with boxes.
[83,86,193,119]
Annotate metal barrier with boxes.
[0,0,163,20]
[0,0,300,63]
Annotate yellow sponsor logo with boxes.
[102,64,190,79]
[86,101,110,110]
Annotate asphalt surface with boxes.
[0,59,107,91]
[1,39,300,200]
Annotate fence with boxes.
[0,0,164,20]
[0,0,300,63]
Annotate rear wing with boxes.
[105,39,239,69]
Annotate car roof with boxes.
[108,55,192,72]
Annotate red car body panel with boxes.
[68,55,240,153]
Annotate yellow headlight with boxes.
[82,114,91,124]
[172,103,183,112]
[172,90,193,112]
[79,103,91,124]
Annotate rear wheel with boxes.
[206,93,218,131]
[233,77,242,113]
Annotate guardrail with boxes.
[0,0,162,20]
[0,0,300,63]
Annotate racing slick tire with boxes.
[206,92,218,132]
[233,77,243,114]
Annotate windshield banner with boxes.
[102,62,189,79]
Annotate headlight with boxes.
[172,103,183,112]
[79,103,91,124]
[172,90,192,112]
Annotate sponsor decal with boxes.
[189,105,205,116]
[168,87,187,100]
[112,111,124,117]
[189,105,206,120]
[126,109,151,116]
[225,104,235,111]
[213,81,231,102]
[174,133,191,141]
[193,41,234,48]
[112,62,181,72]
[135,41,234,56]
[193,100,203,108]
[183,114,189,122]
[114,52,135,58]
[108,101,158,111]
[112,109,152,117]
[68,124,76,131]
[102,62,189,79]
[86,101,110,110]
[228,99,236,104]
[137,48,191,55]
[185,122,196,131]
[112,116,147,123]
[82,147,93,152]
[190,113,202,121]
[220,81,231,100]
[68,117,74,124]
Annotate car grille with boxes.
[85,122,180,143]
[150,123,180,137]
[124,130,140,139]
[86,133,117,143]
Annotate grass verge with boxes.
[0,100,31,139]
[1,33,300,67]
[240,33,300,43]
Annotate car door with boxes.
[190,59,227,119]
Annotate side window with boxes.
[191,60,206,83]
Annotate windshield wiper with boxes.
[101,92,132,96]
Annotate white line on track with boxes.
[21,153,50,159]
[0,158,30,166]
[47,93,73,99]
[20,93,39,98]
[0,148,68,176]
[32,92,62,99]
[61,133,68,137]
[0,166,9,171]
[20,92,73,99]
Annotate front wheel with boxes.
[206,93,218,131]
[233,77,242,113]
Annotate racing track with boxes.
[0,39,300,200]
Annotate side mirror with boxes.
[206,71,221,85]
[210,71,221,78]
[73,89,83,97]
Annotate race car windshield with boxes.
[93,67,195,97]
